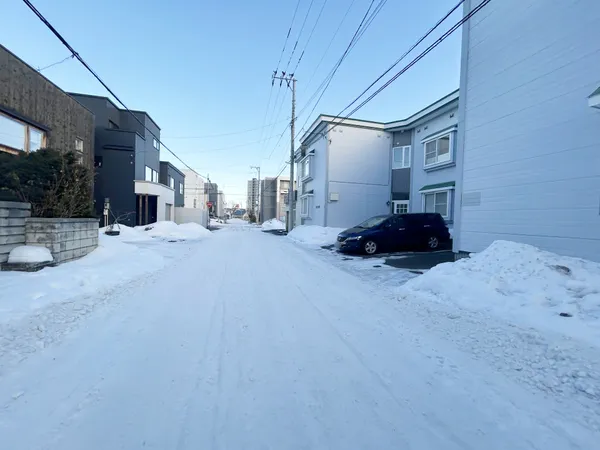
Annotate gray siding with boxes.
[409,107,459,220]
[297,134,328,226]
[133,114,160,181]
[160,162,184,207]
[455,0,600,260]
[391,130,412,202]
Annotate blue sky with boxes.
[3,0,463,207]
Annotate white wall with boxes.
[455,0,600,260]
[134,181,175,224]
[175,207,208,228]
[326,125,391,228]
[182,170,207,210]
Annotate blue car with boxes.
[335,213,451,255]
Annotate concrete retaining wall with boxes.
[25,218,99,263]
[0,201,31,263]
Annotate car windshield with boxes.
[356,216,389,228]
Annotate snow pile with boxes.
[100,224,153,242]
[8,246,53,264]
[398,240,600,344]
[0,233,166,325]
[287,225,345,247]
[262,218,285,231]
[136,221,212,240]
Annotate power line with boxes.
[335,0,465,119]
[295,0,380,138]
[21,0,205,179]
[302,0,357,95]
[179,133,282,155]
[275,0,303,72]
[290,0,329,75]
[37,54,74,72]
[163,119,288,140]
[263,0,303,156]
[330,0,492,133]
[283,0,316,74]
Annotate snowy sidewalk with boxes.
[0,225,598,449]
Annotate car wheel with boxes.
[427,236,439,250]
[363,240,378,255]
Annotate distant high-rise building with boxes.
[247,178,259,212]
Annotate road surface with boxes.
[0,224,596,449]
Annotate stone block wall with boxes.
[0,201,31,263]
[25,218,99,263]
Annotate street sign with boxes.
[206,201,213,208]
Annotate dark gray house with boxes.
[69,93,176,226]
[0,45,94,170]
[159,161,185,207]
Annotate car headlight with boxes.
[345,236,363,242]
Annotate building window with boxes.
[423,191,450,219]
[179,183,183,195]
[301,155,313,181]
[168,176,174,189]
[153,138,160,150]
[393,200,409,214]
[152,170,158,183]
[30,129,44,152]
[145,166,152,182]
[392,146,411,169]
[300,195,311,217]
[423,133,452,168]
[0,112,46,154]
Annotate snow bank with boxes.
[0,233,165,324]
[287,225,345,247]
[262,218,285,231]
[100,224,153,242]
[398,240,600,344]
[136,221,212,240]
[8,246,53,264]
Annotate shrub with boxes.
[0,148,94,218]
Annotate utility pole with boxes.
[272,71,296,232]
[250,165,261,223]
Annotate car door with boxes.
[384,216,408,251]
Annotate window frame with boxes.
[0,111,46,154]
[145,166,153,182]
[300,154,314,181]
[179,183,183,195]
[300,194,312,218]
[152,138,160,150]
[392,200,409,215]
[168,176,174,189]
[422,131,454,169]
[422,189,452,220]
[392,145,411,169]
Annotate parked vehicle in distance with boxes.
[335,213,451,255]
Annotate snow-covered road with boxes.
[0,224,597,449]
